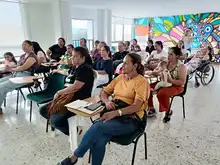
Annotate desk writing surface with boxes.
[66,97,103,117]
[9,76,43,84]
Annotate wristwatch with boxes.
[118,109,122,116]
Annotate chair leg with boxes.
[167,97,174,115]
[46,119,49,133]
[19,89,26,101]
[182,96,186,118]
[4,98,6,107]
[131,142,138,165]
[16,90,19,114]
[144,132,147,159]
[29,100,32,122]
[88,150,91,163]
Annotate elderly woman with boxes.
[146,46,187,122]
[0,40,38,114]
[39,47,95,135]
[58,53,150,165]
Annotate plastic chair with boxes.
[27,73,66,122]
[166,75,189,121]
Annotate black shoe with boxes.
[57,157,78,165]
[147,108,156,117]
[194,82,200,88]
[163,110,173,123]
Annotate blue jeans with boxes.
[39,103,75,135]
[0,71,32,107]
[74,119,138,165]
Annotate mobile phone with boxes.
[85,102,103,111]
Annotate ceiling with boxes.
[71,0,219,18]
[23,0,220,18]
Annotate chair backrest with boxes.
[45,72,66,94]
[182,75,189,95]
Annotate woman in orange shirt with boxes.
[58,53,150,165]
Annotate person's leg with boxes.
[39,103,50,119]
[49,111,75,136]
[71,119,138,165]
[157,86,184,112]
[0,79,24,108]
[147,82,158,116]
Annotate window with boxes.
[71,19,94,50]
[71,19,93,40]
[115,24,123,41]
[112,17,133,42]
[0,1,25,58]
[123,24,132,41]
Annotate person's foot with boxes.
[0,108,3,115]
[147,108,156,117]
[163,110,173,123]
[57,157,78,165]
[194,82,200,88]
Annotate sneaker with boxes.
[57,157,78,165]
[147,108,156,117]
[0,108,3,115]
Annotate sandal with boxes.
[163,110,173,123]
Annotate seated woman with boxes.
[58,44,74,70]
[177,40,187,61]
[32,41,50,75]
[146,47,187,122]
[92,41,107,63]
[131,39,141,52]
[185,47,210,74]
[0,52,17,77]
[0,40,38,114]
[39,47,95,135]
[94,45,113,87]
[58,53,150,165]
[146,41,167,70]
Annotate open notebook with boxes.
[65,100,104,115]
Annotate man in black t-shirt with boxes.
[47,37,67,62]
[112,42,129,61]
[112,42,129,71]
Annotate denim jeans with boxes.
[0,71,32,107]
[74,119,138,165]
[39,103,75,135]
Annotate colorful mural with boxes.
[134,12,220,62]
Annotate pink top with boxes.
[4,60,16,68]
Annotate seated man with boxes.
[39,47,95,135]
[112,42,129,71]
[58,53,150,165]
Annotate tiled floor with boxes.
[0,65,220,165]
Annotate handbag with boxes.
[47,90,77,117]
[101,99,147,132]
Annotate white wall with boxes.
[20,2,55,50]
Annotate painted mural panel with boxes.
[134,12,220,62]
[152,13,220,55]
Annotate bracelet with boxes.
[118,109,122,116]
